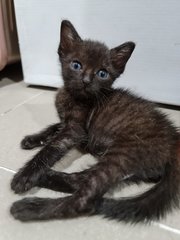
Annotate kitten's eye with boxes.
[96,69,109,79]
[70,61,82,71]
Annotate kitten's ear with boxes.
[110,42,135,72]
[59,20,82,56]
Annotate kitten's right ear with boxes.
[59,20,82,57]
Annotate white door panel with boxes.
[14,0,180,105]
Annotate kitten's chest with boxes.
[55,88,90,124]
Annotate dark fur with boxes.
[10,20,180,223]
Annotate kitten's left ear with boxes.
[110,42,135,73]
[59,20,82,57]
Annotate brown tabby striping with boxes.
[10,20,180,223]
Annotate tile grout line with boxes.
[0,166,16,174]
[0,91,44,117]
[153,221,180,235]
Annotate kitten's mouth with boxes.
[79,87,90,94]
[76,83,91,92]
[74,85,95,98]
[82,85,95,95]
[68,82,95,98]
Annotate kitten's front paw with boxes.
[21,135,44,150]
[11,168,41,194]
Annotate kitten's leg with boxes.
[37,169,161,195]
[37,161,161,195]
[21,123,63,149]
[10,160,127,221]
[11,125,84,194]
[37,169,84,193]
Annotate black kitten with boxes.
[10,20,180,223]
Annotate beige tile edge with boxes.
[153,222,180,235]
[0,166,16,174]
[0,92,44,117]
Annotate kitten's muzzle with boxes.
[82,75,91,85]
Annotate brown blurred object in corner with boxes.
[0,0,20,70]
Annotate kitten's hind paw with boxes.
[10,197,57,221]
[21,135,44,150]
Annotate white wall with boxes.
[14,0,180,105]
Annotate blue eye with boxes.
[70,61,82,71]
[96,69,109,79]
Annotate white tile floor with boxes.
[0,67,180,240]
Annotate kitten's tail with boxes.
[95,156,180,223]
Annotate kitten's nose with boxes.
[82,75,91,85]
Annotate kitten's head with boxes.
[58,20,135,99]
